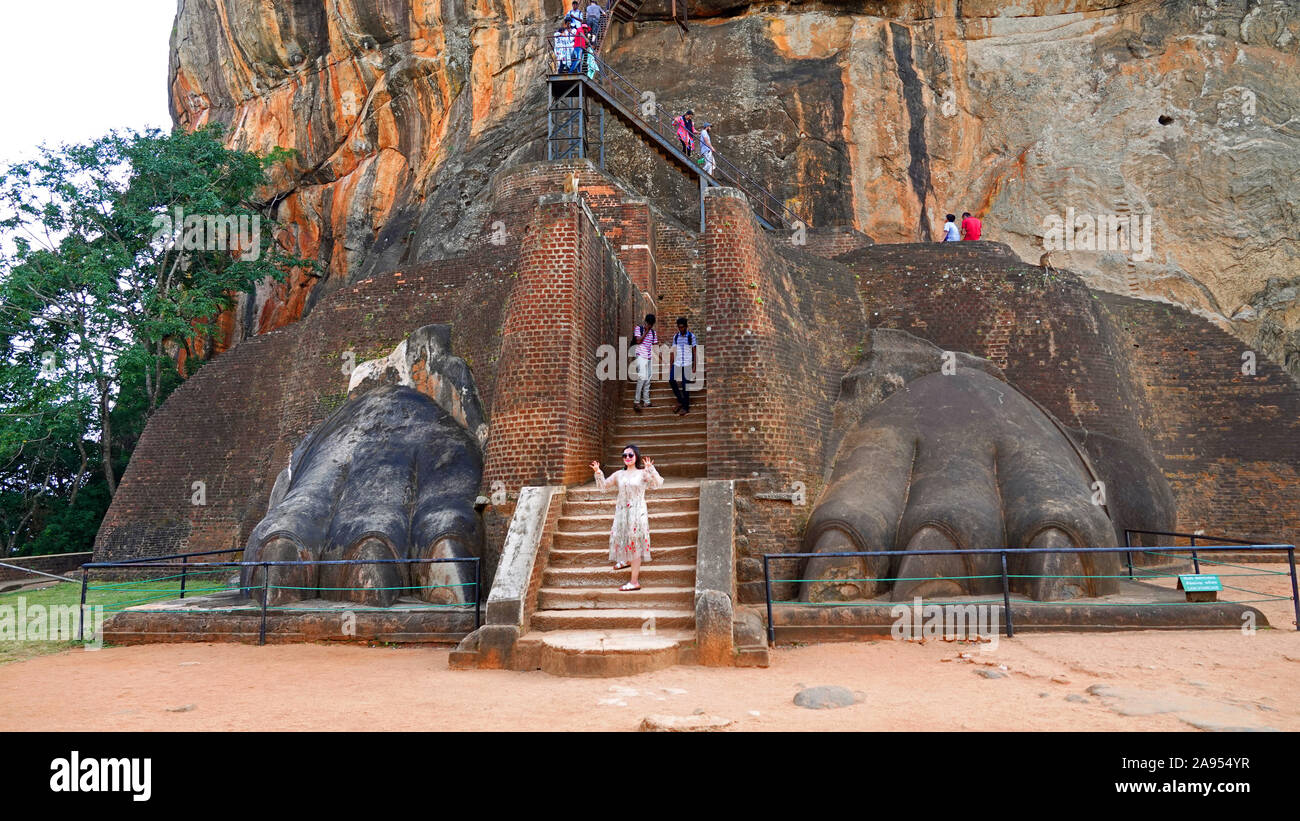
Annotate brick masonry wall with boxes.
[653,218,706,325]
[839,243,1150,445]
[800,226,875,261]
[1102,293,1300,547]
[96,250,517,568]
[703,188,865,481]
[483,193,651,492]
[702,190,868,601]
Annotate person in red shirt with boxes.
[961,211,982,241]
[572,24,588,73]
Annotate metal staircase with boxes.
[545,48,803,231]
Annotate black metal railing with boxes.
[762,543,1300,643]
[79,554,482,644]
[1123,528,1262,575]
[545,33,804,230]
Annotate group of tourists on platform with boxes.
[552,1,608,75]
[940,211,983,242]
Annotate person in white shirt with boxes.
[941,213,960,242]
[553,25,574,73]
[670,317,698,415]
[697,123,715,175]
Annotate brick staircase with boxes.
[608,382,707,478]
[517,381,709,675]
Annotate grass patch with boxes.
[0,575,236,665]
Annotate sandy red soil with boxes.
[3,562,1295,732]
[0,627,1295,732]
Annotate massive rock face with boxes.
[171,0,1300,376]
[169,0,557,337]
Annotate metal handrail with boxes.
[761,543,1300,642]
[79,555,483,644]
[545,31,804,229]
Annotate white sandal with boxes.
[613,561,630,570]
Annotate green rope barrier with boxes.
[89,572,195,588]
[262,604,473,612]
[264,582,474,591]
[100,594,186,609]
[773,599,1006,607]
[1219,586,1290,600]
[773,598,1284,608]
[778,574,1003,584]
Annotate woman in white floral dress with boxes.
[589,444,663,591]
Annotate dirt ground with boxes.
[3,562,1295,732]
[0,627,1295,732]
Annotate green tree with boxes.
[0,125,309,555]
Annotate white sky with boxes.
[0,0,176,165]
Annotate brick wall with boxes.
[703,188,865,481]
[840,243,1153,445]
[1102,293,1300,547]
[653,218,706,325]
[800,226,875,261]
[96,250,517,567]
[483,193,652,491]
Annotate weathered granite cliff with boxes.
[171,0,1299,375]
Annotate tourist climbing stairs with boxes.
[548,16,800,230]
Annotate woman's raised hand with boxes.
[643,457,654,469]
[590,460,602,472]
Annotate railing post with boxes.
[179,553,188,600]
[1123,530,1133,579]
[78,567,89,642]
[764,555,774,645]
[1190,535,1200,574]
[1288,547,1299,632]
[999,551,1015,638]
[474,558,482,630]
[699,175,706,233]
[259,564,269,646]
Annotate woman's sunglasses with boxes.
[622,453,636,460]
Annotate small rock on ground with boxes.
[976,669,1006,679]
[639,714,733,732]
[1065,694,1089,704]
[166,704,196,713]
[793,685,861,709]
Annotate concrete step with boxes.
[607,426,707,442]
[553,526,698,548]
[606,444,706,460]
[537,585,695,610]
[530,608,696,631]
[566,481,700,502]
[556,510,699,533]
[604,451,707,468]
[561,496,698,516]
[518,628,697,676]
[651,460,707,478]
[593,461,705,479]
[542,564,696,587]
[616,405,707,421]
[548,545,697,565]
[632,390,708,403]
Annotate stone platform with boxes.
[101,592,477,645]
[767,579,1272,642]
